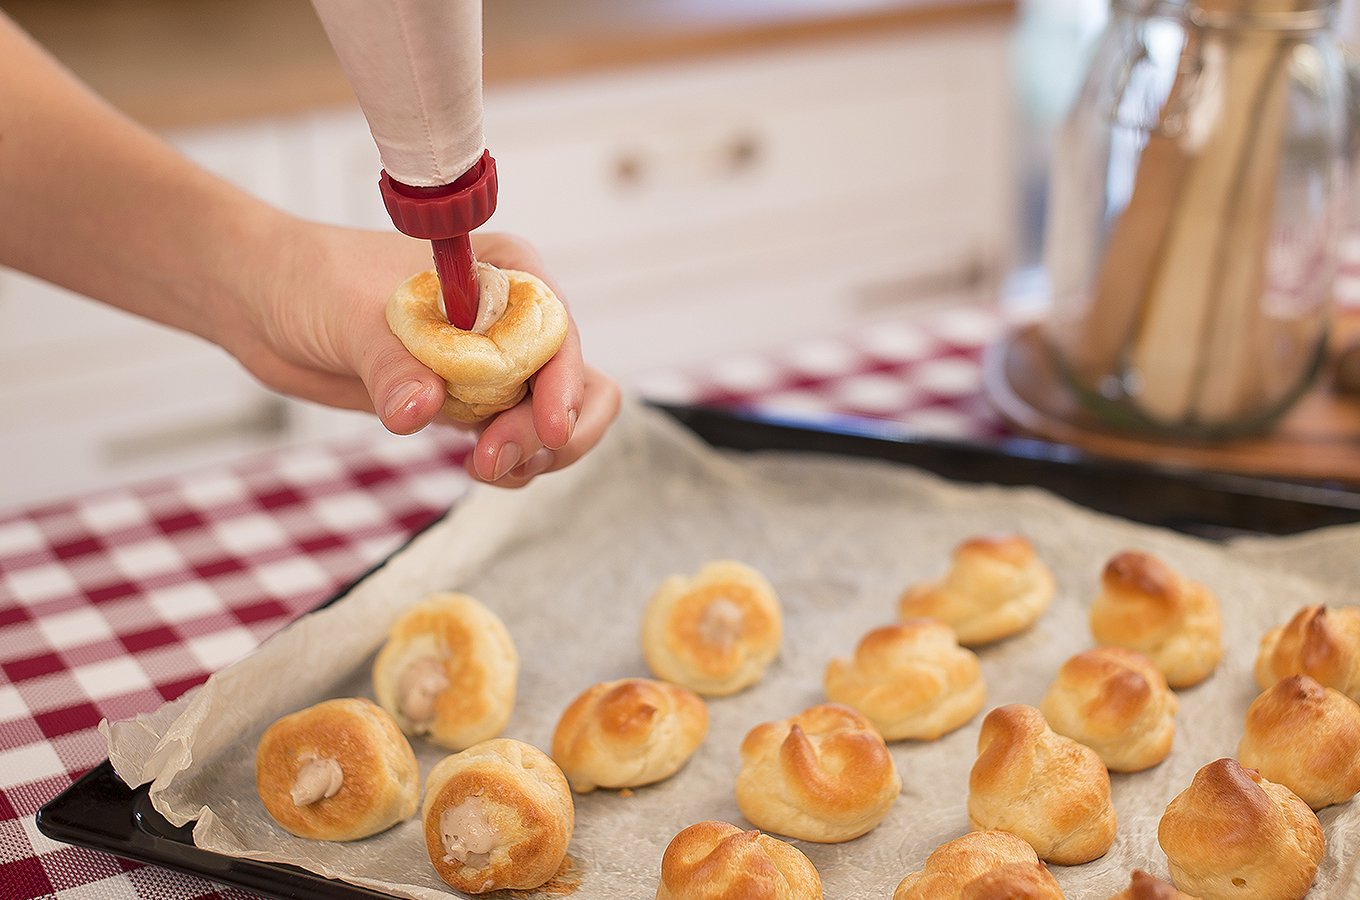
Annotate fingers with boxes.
[253,324,444,436]
[362,331,448,435]
[527,324,586,450]
[325,229,446,435]
[227,335,378,414]
[467,365,621,488]
[468,399,545,483]
[542,364,621,470]
[466,231,614,485]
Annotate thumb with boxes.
[363,332,447,434]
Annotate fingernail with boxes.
[547,408,577,451]
[384,381,424,419]
[492,443,522,480]
[516,447,554,479]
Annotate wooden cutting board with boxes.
[982,313,1360,485]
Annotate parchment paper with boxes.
[104,402,1360,899]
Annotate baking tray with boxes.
[36,402,1360,899]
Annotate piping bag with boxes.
[311,0,495,331]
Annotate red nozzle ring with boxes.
[378,150,497,239]
[379,151,498,331]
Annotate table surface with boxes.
[1,301,1017,900]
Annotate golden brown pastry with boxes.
[422,738,574,894]
[642,559,783,696]
[1088,551,1222,689]
[1038,646,1178,772]
[1237,673,1360,810]
[898,534,1056,646]
[735,702,901,843]
[1254,604,1360,704]
[551,677,708,793]
[372,593,518,751]
[386,266,569,423]
[824,619,986,741]
[254,697,419,841]
[893,830,1056,900]
[958,862,1065,900]
[967,704,1117,866]
[656,820,822,900]
[1158,758,1323,900]
[1103,870,1198,900]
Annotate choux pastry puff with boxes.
[386,264,568,423]
[422,738,575,894]
[254,697,419,842]
[898,533,1055,646]
[642,560,783,696]
[372,593,518,751]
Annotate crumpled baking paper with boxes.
[104,401,1360,898]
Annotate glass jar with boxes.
[1041,0,1351,438]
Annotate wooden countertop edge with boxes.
[484,0,1017,85]
[7,0,1015,130]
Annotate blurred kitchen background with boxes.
[0,0,1355,508]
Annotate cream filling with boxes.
[471,262,510,334]
[397,653,451,729]
[291,756,344,806]
[440,798,499,868]
[697,598,745,649]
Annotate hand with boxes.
[223,221,619,488]
[0,13,618,488]
[459,233,622,488]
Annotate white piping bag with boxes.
[311,0,496,330]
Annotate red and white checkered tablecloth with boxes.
[634,304,1014,443]
[1,430,477,900]
[0,304,1009,900]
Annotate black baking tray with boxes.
[38,759,397,900]
[655,402,1360,539]
[35,402,1360,899]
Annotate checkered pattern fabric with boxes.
[1,429,475,900]
[633,304,1015,442]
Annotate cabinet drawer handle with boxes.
[611,130,763,189]
[613,151,646,187]
[722,133,761,175]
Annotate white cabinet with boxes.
[0,268,380,508]
[0,19,1014,508]
[483,24,1015,378]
